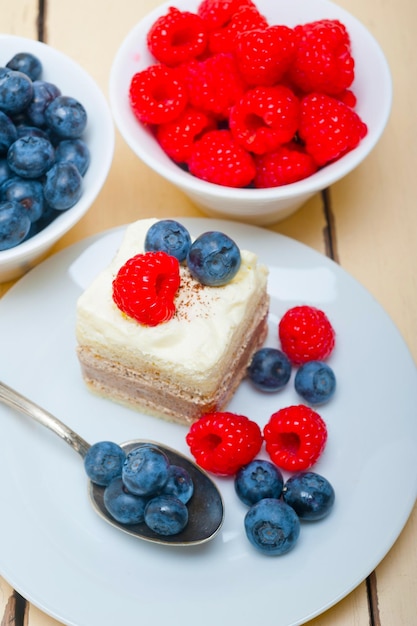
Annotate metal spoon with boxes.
[0,381,224,546]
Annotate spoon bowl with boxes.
[0,381,224,546]
[90,439,224,545]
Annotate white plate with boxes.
[0,218,416,626]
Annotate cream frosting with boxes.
[76,219,268,381]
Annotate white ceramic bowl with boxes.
[109,0,392,226]
[0,35,115,282]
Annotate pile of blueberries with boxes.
[84,441,194,536]
[0,51,90,251]
[235,459,335,555]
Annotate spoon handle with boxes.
[0,381,91,458]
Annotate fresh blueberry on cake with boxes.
[75,218,269,425]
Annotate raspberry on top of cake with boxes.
[76,218,269,425]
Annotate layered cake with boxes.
[76,218,269,425]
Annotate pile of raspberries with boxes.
[129,0,368,188]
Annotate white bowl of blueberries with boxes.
[0,35,115,282]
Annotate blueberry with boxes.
[44,95,87,139]
[1,176,44,222]
[294,360,336,405]
[0,199,32,250]
[145,219,191,262]
[16,125,49,140]
[247,348,292,392]
[7,135,55,178]
[43,162,82,210]
[25,204,59,240]
[55,138,90,176]
[144,495,188,536]
[235,459,284,506]
[103,476,148,525]
[0,68,33,115]
[26,80,61,128]
[282,472,335,521]
[122,445,170,497]
[161,464,194,504]
[8,110,28,128]
[6,52,42,81]
[187,231,241,286]
[0,111,17,155]
[83,441,126,486]
[244,498,300,556]
[0,158,12,186]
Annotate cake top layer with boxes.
[76,218,268,375]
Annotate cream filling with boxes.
[76,219,268,387]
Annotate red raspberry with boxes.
[147,7,208,67]
[112,251,180,327]
[183,52,246,119]
[234,25,296,86]
[278,305,335,365]
[230,85,299,155]
[208,5,268,54]
[264,405,328,472]
[186,411,263,476]
[156,107,216,163]
[129,65,187,125]
[289,19,355,96]
[298,93,368,166]
[189,129,256,187]
[197,0,257,31]
[336,89,357,108]
[254,144,318,188]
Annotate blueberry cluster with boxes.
[84,441,194,536]
[145,219,241,286]
[235,459,335,555]
[248,348,336,405]
[0,51,90,251]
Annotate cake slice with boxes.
[76,218,269,425]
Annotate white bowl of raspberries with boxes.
[0,35,114,282]
[109,0,392,225]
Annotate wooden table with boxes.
[1,0,416,624]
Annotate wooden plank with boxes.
[332,0,417,344]
[374,510,417,624]
[328,0,417,625]
[307,582,370,626]
[0,580,25,626]
[0,0,39,38]
[26,605,61,626]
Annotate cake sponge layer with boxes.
[77,294,268,425]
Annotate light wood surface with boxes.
[0,0,416,624]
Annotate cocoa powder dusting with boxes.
[174,268,219,321]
